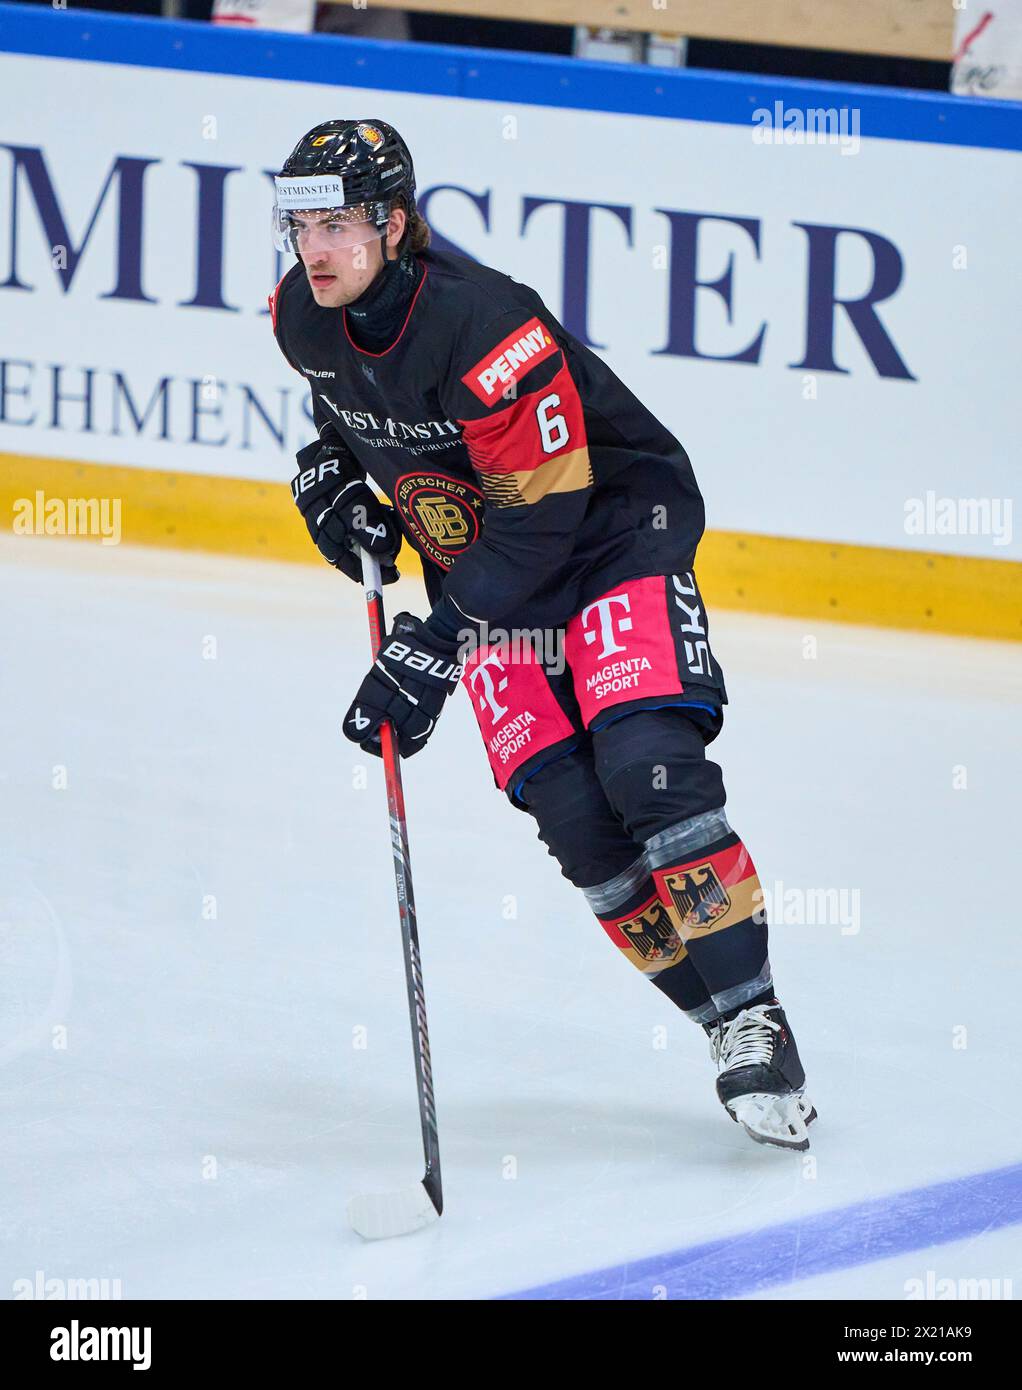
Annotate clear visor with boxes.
[271,202,385,256]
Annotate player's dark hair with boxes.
[393,192,431,254]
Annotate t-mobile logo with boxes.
[469,653,510,723]
[581,594,633,659]
[672,573,712,677]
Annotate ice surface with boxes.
[1,536,1019,1300]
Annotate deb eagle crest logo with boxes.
[663,863,731,933]
[462,316,557,404]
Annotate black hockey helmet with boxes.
[272,119,417,253]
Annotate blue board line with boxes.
[502,1160,1022,1299]
[0,4,1020,152]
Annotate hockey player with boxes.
[270,119,817,1150]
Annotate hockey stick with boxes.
[346,547,443,1240]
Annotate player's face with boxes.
[293,206,407,307]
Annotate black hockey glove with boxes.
[291,439,401,583]
[343,613,464,759]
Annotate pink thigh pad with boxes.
[564,575,686,728]
[463,643,578,790]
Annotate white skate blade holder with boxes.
[348,1183,440,1241]
[727,1092,815,1151]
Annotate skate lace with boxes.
[718,1005,779,1072]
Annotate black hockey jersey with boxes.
[272,246,706,631]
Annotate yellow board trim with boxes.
[2,452,1019,641]
[696,529,1021,642]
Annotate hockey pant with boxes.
[462,572,772,1024]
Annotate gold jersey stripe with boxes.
[513,447,593,505]
[477,447,592,508]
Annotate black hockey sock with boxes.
[585,872,714,1015]
[646,817,774,1018]
[651,954,721,1025]
[517,746,716,1022]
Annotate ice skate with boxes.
[710,1001,817,1151]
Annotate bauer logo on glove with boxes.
[343,613,464,759]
